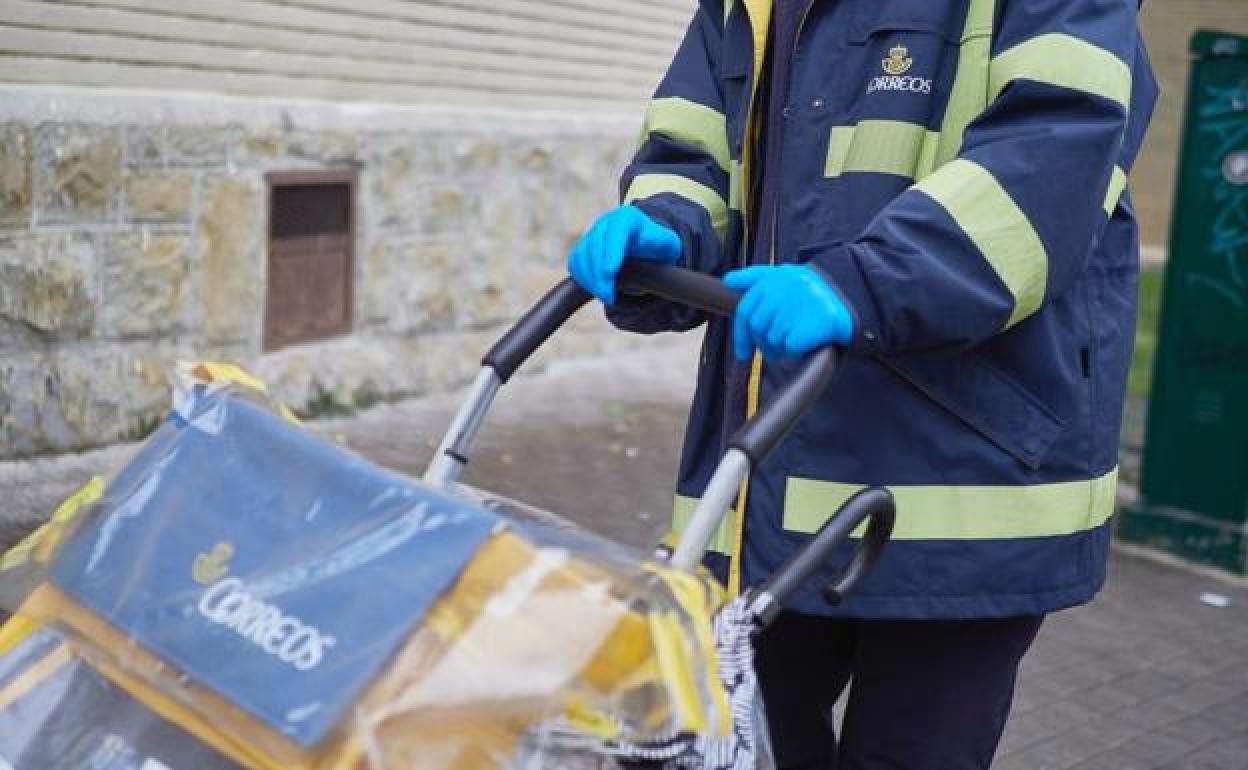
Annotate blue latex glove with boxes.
[567,205,682,305]
[724,265,855,361]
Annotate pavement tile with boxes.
[1117,726,1218,765]
[1068,681,1149,715]
[1070,751,1159,770]
[1112,671,1191,703]
[1168,678,1246,716]
[1116,698,1192,730]
[1165,734,1248,770]
[998,727,1120,770]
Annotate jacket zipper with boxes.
[730,0,816,596]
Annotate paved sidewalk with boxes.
[2,337,1246,768]
[996,550,1248,770]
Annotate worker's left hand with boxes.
[724,265,854,361]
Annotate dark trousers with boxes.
[754,613,1044,770]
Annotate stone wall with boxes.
[0,86,644,461]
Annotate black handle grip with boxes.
[484,265,840,462]
[617,261,740,317]
[753,486,895,627]
[482,279,592,383]
[822,487,895,606]
[728,346,839,463]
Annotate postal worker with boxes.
[568,1,1157,767]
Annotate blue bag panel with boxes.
[50,389,500,747]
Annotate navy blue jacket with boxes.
[611,0,1158,619]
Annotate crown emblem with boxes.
[882,43,913,75]
[192,541,234,585]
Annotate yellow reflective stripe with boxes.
[824,120,941,181]
[729,159,744,211]
[934,0,996,167]
[1104,166,1128,217]
[915,158,1048,328]
[784,468,1119,540]
[743,0,772,93]
[626,173,730,242]
[671,494,737,557]
[641,97,731,173]
[991,33,1132,110]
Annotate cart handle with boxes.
[480,263,840,465]
[427,264,845,569]
[748,487,895,626]
[480,263,742,384]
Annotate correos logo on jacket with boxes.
[191,543,337,672]
[868,43,933,95]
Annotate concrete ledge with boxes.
[0,84,640,135]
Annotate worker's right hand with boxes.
[568,205,682,305]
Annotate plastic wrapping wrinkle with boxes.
[386,574,624,712]
[0,368,738,770]
[48,389,500,746]
[0,627,243,770]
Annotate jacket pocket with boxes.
[848,3,963,44]
[839,5,964,139]
[883,352,1066,470]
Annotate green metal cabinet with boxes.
[1120,31,1248,574]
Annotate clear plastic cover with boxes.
[0,363,743,770]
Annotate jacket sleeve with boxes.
[607,0,735,334]
[812,0,1153,356]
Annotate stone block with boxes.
[410,132,450,176]
[457,235,512,326]
[250,330,494,417]
[513,139,563,267]
[285,130,359,164]
[515,141,555,174]
[450,136,501,176]
[0,346,175,458]
[124,170,193,223]
[61,346,174,445]
[419,185,478,236]
[99,233,190,337]
[363,139,421,231]
[418,329,496,392]
[515,264,567,310]
[0,123,32,228]
[0,356,49,456]
[166,125,228,166]
[35,123,121,224]
[477,175,528,313]
[559,138,617,253]
[0,233,95,338]
[195,175,264,344]
[123,125,164,166]
[360,238,454,334]
[235,128,284,166]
